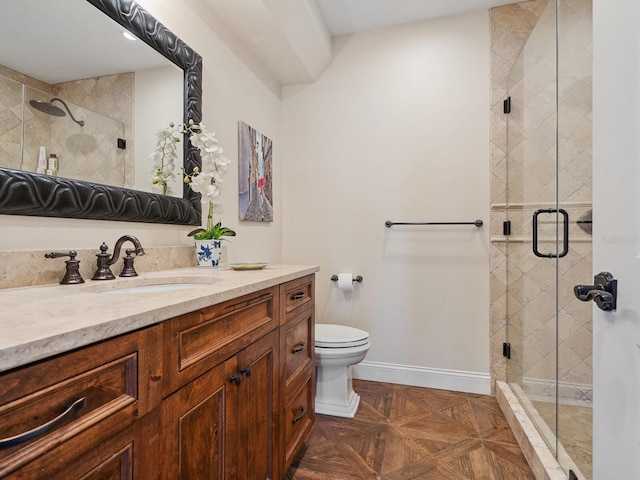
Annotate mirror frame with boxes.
[0,0,202,225]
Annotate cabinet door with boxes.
[160,359,238,480]
[235,330,279,480]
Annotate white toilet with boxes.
[314,323,371,418]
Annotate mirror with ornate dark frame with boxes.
[0,0,202,225]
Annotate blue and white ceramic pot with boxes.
[195,239,222,267]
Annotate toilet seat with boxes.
[316,324,369,348]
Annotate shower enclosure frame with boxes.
[501,0,593,478]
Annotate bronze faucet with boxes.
[92,235,146,280]
[45,250,85,284]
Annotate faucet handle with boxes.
[45,250,85,285]
[119,249,139,277]
[92,243,115,280]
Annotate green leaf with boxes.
[190,223,236,240]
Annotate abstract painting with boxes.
[238,121,273,222]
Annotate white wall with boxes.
[281,12,491,391]
[134,65,183,194]
[2,2,493,392]
[0,0,283,264]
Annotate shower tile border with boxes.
[496,381,567,480]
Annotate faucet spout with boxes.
[92,235,145,281]
[107,235,145,266]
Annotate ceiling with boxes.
[0,0,174,85]
[201,0,522,87]
[0,0,521,89]
[314,0,521,36]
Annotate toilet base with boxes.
[316,389,361,418]
[315,364,361,418]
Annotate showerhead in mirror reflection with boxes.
[19,85,127,187]
[29,98,85,127]
[0,0,182,190]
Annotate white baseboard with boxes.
[352,360,491,395]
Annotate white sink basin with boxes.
[81,275,220,294]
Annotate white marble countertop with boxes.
[0,264,318,373]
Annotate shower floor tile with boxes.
[285,380,535,479]
[532,400,593,480]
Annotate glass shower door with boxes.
[505,0,560,456]
[555,0,593,476]
[505,0,593,478]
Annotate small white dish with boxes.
[228,263,268,271]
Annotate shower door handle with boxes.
[574,272,617,311]
[532,208,569,258]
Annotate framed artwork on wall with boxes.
[238,121,273,222]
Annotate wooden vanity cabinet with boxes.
[162,287,280,396]
[159,330,279,480]
[0,275,316,479]
[279,275,316,472]
[0,326,163,479]
[159,278,317,479]
[160,286,282,480]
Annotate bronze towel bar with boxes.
[385,219,483,228]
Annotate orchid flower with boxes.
[152,120,233,239]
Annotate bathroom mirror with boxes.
[0,0,202,225]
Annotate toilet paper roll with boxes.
[337,273,354,292]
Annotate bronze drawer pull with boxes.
[0,397,86,450]
[292,406,306,424]
[292,342,305,354]
[291,292,305,300]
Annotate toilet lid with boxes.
[315,324,370,348]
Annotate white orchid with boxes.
[150,123,181,195]
[151,120,232,239]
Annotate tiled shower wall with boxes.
[490,0,550,392]
[0,66,134,188]
[0,65,53,170]
[54,73,135,187]
[490,0,593,401]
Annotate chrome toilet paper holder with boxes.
[331,274,363,283]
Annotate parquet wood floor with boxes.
[285,380,535,480]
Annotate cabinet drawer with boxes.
[0,326,162,478]
[284,306,314,387]
[284,375,314,470]
[4,410,159,480]
[280,275,314,320]
[163,287,278,395]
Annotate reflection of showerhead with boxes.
[29,98,85,127]
[29,100,65,117]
